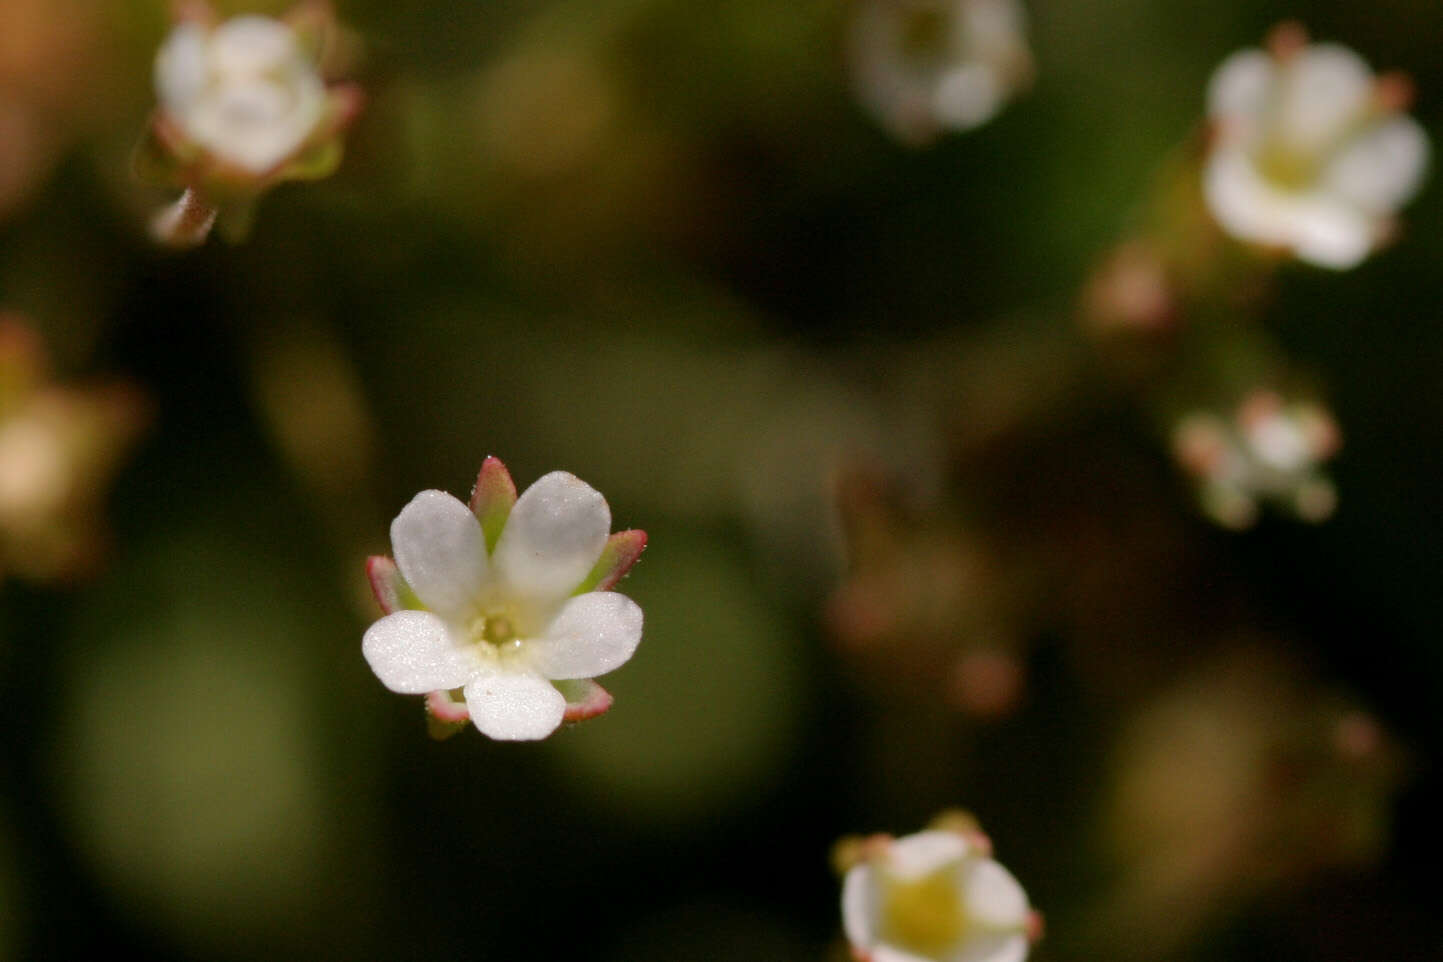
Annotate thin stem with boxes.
[149,188,219,248]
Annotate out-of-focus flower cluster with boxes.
[1095,643,1406,958]
[826,464,1032,718]
[1173,389,1341,530]
[1078,25,1419,529]
[0,315,146,582]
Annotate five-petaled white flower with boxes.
[363,458,646,741]
[842,824,1037,962]
[1173,390,1341,530]
[1204,24,1429,269]
[155,14,328,174]
[849,0,1033,146]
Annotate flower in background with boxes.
[1204,23,1429,269]
[156,14,326,175]
[138,1,362,246]
[363,458,646,741]
[849,0,1033,146]
[0,314,147,582]
[0,0,106,221]
[1173,389,1341,530]
[1094,643,1406,958]
[827,464,1032,718]
[836,812,1040,962]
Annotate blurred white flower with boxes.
[1173,390,1341,529]
[155,14,327,174]
[1204,25,1429,269]
[841,825,1036,962]
[0,315,148,583]
[849,0,1033,146]
[363,458,645,741]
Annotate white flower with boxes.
[363,459,645,741]
[155,15,327,174]
[1173,391,1341,529]
[1203,26,1429,269]
[850,0,1033,146]
[842,829,1034,962]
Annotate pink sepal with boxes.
[425,691,470,740]
[557,679,614,722]
[470,456,518,552]
[170,0,217,28]
[311,85,365,143]
[575,529,647,594]
[366,555,409,614]
[1266,21,1308,62]
[425,689,470,722]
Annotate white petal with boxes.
[527,592,643,680]
[933,64,1003,131]
[463,671,567,741]
[959,857,1029,928]
[872,946,935,962]
[493,471,610,607]
[362,610,476,694]
[954,933,1029,962]
[1325,117,1429,215]
[1246,416,1311,471]
[886,830,971,880]
[842,865,880,953]
[211,16,296,73]
[155,23,208,114]
[1207,49,1274,123]
[390,490,488,619]
[1204,147,1285,245]
[1276,44,1373,153]
[1203,149,1376,267]
[1288,200,1376,269]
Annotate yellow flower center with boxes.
[881,867,969,957]
[1254,140,1322,191]
[481,613,516,646]
[465,610,524,660]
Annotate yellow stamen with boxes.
[881,868,968,956]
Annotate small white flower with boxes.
[850,0,1033,146]
[363,458,645,741]
[155,15,327,174]
[1173,391,1341,529]
[842,828,1035,962]
[1203,25,1429,269]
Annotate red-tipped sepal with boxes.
[574,529,647,594]
[366,555,419,614]
[469,455,518,552]
[425,690,470,740]
[556,679,614,723]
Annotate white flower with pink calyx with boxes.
[1203,22,1429,269]
[837,813,1040,962]
[1173,390,1341,530]
[363,457,646,741]
[140,1,362,246]
[849,0,1033,146]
